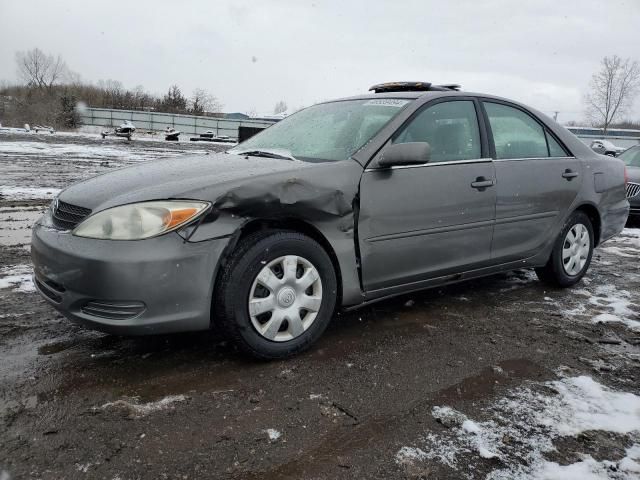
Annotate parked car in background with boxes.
[101,120,136,141]
[619,145,640,219]
[590,139,626,156]
[31,82,630,359]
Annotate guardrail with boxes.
[79,108,276,140]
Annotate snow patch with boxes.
[396,376,640,479]
[600,246,637,258]
[265,428,282,441]
[99,395,187,418]
[541,376,640,436]
[0,141,203,163]
[562,281,639,331]
[532,449,640,480]
[586,284,639,331]
[0,185,60,200]
[0,265,35,293]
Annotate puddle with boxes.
[434,358,549,403]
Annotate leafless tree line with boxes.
[5,48,639,131]
[1,48,224,129]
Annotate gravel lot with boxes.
[1,132,640,480]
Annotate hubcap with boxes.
[562,223,590,276]
[248,255,323,342]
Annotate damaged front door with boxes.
[358,99,496,295]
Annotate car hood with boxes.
[59,152,317,211]
[627,165,640,183]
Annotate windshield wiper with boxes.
[232,149,297,161]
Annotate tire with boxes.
[535,211,594,288]
[215,230,337,359]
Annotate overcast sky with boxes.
[1,0,639,122]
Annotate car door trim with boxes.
[367,218,495,243]
[492,156,577,162]
[364,157,493,172]
[494,210,559,225]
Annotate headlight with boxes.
[72,200,210,240]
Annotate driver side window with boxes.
[393,100,481,163]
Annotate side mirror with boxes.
[378,142,431,168]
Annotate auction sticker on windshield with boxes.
[363,99,410,107]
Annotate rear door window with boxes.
[484,102,549,159]
[393,100,481,163]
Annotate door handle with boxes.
[470,177,495,191]
[562,169,579,180]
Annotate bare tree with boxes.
[97,79,125,108]
[15,48,70,89]
[273,100,288,115]
[585,55,640,133]
[189,88,222,114]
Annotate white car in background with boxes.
[590,139,626,156]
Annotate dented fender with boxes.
[183,159,366,306]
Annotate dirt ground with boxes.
[1,132,639,480]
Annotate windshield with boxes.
[619,146,640,167]
[229,99,410,162]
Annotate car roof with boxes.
[325,88,596,162]
[324,90,522,105]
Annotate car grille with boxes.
[626,182,640,199]
[52,200,92,230]
[81,300,146,320]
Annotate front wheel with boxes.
[215,231,337,359]
[535,211,594,287]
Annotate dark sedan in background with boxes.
[31,82,630,358]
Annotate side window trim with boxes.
[543,126,552,157]
[479,98,573,160]
[544,128,572,158]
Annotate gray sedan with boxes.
[31,82,630,358]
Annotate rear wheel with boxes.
[535,211,594,287]
[215,230,337,359]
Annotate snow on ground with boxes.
[0,185,61,200]
[600,229,640,258]
[397,376,640,479]
[585,284,640,331]
[265,428,282,441]
[99,395,187,418]
[534,446,640,480]
[0,265,35,293]
[548,229,640,331]
[0,140,203,162]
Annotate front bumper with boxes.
[31,221,231,335]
